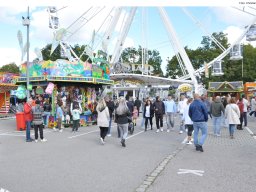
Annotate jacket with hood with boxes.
[210,98,225,117]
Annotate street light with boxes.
[22,7,30,100]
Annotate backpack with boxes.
[32,106,43,125]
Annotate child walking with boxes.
[132,106,138,126]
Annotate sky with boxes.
[0,0,255,75]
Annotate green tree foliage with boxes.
[0,63,20,74]
[166,31,256,88]
[41,44,90,62]
[121,46,163,76]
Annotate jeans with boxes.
[140,117,145,128]
[43,112,51,127]
[193,121,207,146]
[166,112,175,129]
[26,121,32,141]
[179,114,185,131]
[229,124,236,136]
[243,112,247,126]
[108,117,112,134]
[118,123,128,140]
[145,117,153,130]
[34,124,44,140]
[212,116,222,135]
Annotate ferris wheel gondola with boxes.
[246,24,256,41]
[230,44,243,61]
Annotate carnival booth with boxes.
[0,73,18,115]
[244,82,256,100]
[15,50,113,127]
[208,81,243,99]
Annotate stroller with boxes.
[127,116,134,135]
[128,122,134,135]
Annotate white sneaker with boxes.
[35,139,38,143]
[167,129,170,133]
[53,128,57,131]
[41,138,47,142]
[100,138,105,145]
[156,129,160,133]
[107,134,111,137]
[186,141,193,145]
[160,128,163,132]
[59,129,63,133]
[179,130,183,134]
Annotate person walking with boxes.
[143,99,154,131]
[183,98,193,144]
[237,98,244,130]
[241,94,249,127]
[189,93,208,152]
[153,96,165,133]
[164,94,176,132]
[249,96,256,117]
[32,100,47,142]
[96,98,110,145]
[134,97,142,117]
[43,99,51,128]
[55,101,64,132]
[132,106,139,126]
[210,96,225,136]
[140,98,146,129]
[105,96,115,136]
[115,97,131,147]
[24,98,34,142]
[225,97,240,139]
[70,100,82,133]
[177,95,188,134]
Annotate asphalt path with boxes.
[0,115,186,192]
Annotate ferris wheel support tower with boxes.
[158,7,200,93]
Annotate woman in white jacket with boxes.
[225,97,240,139]
[96,98,110,145]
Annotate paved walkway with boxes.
[136,116,256,192]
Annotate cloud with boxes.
[212,7,255,27]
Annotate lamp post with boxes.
[22,7,30,101]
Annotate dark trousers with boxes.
[72,119,80,131]
[145,117,153,130]
[249,111,256,117]
[239,113,244,128]
[100,127,108,140]
[34,124,44,140]
[243,112,247,126]
[155,115,163,129]
[185,124,194,136]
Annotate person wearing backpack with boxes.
[32,100,47,142]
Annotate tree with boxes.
[0,63,20,74]
[121,46,163,76]
[41,44,90,62]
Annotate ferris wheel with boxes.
[47,6,256,93]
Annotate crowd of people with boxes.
[18,92,255,152]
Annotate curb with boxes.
[134,144,187,192]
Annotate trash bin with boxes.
[16,112,26,131]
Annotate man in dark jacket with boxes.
[153,96,165,132]
[134,97,142,117]
[189,93,208,152]
[105,96,115,136]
